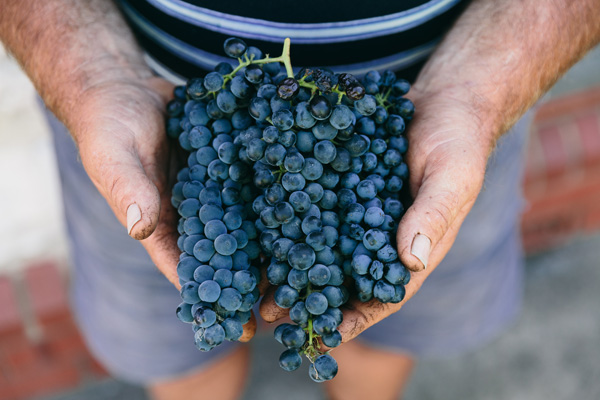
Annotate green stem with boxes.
[222,38,294,89]
[279,38,294,78]
[307,318,314,348]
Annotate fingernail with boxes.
[411,233,431,270]
[127,203,142,235]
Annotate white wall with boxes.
[0,46,68,273]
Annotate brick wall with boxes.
[522,87,600,253]
[0,263,106,400]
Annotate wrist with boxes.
[408,83,500,160]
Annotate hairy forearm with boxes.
[0,0,152,130]
[415,0,600,145]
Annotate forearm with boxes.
[0,0,152,132]
[414,0,600,148]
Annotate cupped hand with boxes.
[72,77,181,284]
[70,76,260,340]
[260,88,497,345]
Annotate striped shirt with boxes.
[118,0,467,83]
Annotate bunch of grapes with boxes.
[166,37,414,382]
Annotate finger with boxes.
[335,265,431,344]
[137,144,181,288]
[85,144,162,241]
[259,286,288,323]
[257,263,270,296]
[396,158,481,272]
[335,298,400,344]
[336,209,468,344]
[140,189,181,288]
[239,311,257,342]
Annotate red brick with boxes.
[41,314,78,340]
[0,385,17,400]
[0,277,24,336]
[5,345,44,374]
[538,125,567,179]
[534,86,600,121]
[45,331,87,359]
[577,112,600,165]
[23,262,70,325]
[10,363,80,399]
[524,130,548,184]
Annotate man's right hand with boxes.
[70,77,259,339]
[72,77,182,285]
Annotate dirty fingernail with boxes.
[127,203,142,235]
[411,233,431,269]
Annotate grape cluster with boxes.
[165,37,414,381]
[233,65,413,381]
[167,41,274,352]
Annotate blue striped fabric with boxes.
[121,0,442,83]
[144,0,461,43]
[118,0,465,83]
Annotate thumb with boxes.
[396,162,482,272]
[83,143,162,240]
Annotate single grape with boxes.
[308,95,332,120]
[218,287,243,311]
[309,354,338,382]
[289,301,310,326]
[274,285,300,308]
[305,292,328,315]
[204,324,226,346]
[312,314,337,335]
[308,264,331,286]
[314,141,337,164]
[267,261,290,285]
[272,109,294,131]
[244,64,264,84]
[204,72,224,92]
[279,349,302,371]
[232,270,257,294]
[287,268,309,290]
[281,325,307,349]
[198,280,221,302]
[287,243,316,271]
[221,318,244,341]
[194,307,217,328]
[321,330,342,348]
[176,303,194,323]
[373,280,395,303]
[329,104,354,130]
[277,77,300,100]
[223,37,247,58]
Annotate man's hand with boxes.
[261,0,600,344]
[72,77,182,286]
[260,89,492,342]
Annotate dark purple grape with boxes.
[345,82,366,101]
[308,95,332,120]
[277,78,300,100]
[244,64,264,84]
[336,73,359,91]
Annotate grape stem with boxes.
[222,38,294,88]
[279,38,294,78]
[297,78,347,104]
[375,88,393,110]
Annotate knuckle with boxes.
[426,190,460,237]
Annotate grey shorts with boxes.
[46,106,530,384]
